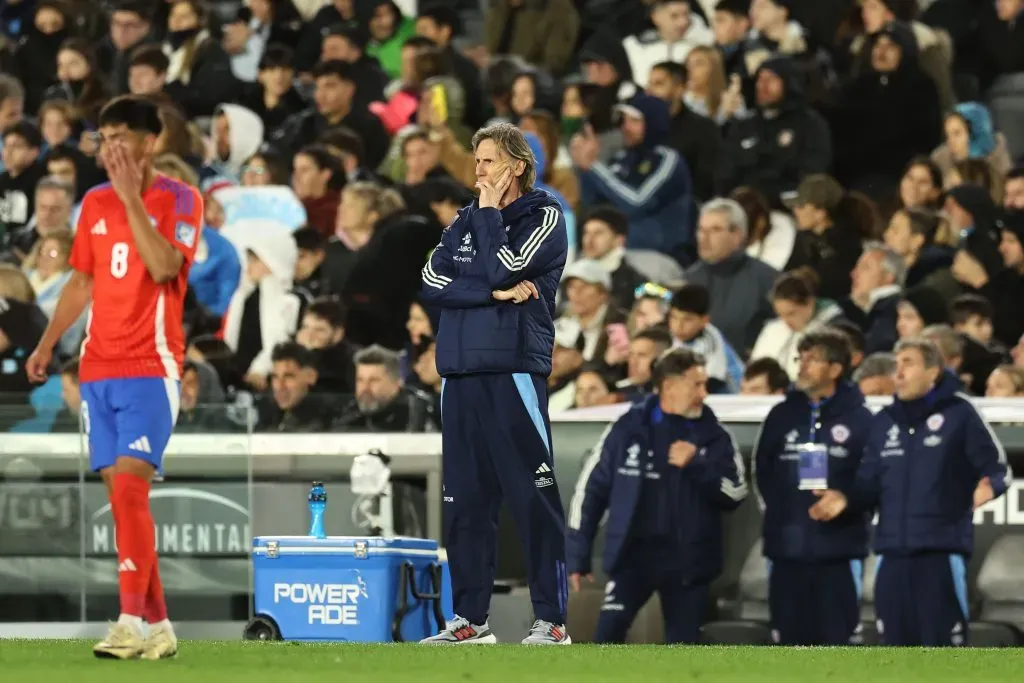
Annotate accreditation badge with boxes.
[797,443,829,491]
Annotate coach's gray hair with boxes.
[354,344,402,380]
[852,352,896,382]
[894,336,945,369]
[35,175,74,202]
[862,241,906,286]
[471,122,536,194]
[700,198,748,239]
[920,324,963,364]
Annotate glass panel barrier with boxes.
[0,403,86,622]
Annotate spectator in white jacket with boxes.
[749,266,843,379]
[223,227,304,391]
[622,0,714,88]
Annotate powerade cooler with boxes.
[250,536,454,642]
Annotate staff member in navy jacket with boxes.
[418,123,571,646]
[567,347,748,644]
[753,329,874,646]
[811,337,1013,647]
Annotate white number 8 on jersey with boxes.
[110,241,129,279]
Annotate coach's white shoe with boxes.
[93,622,145,659]
[141,621,178,660]
[521,620,572,645]
[419,616,497,644]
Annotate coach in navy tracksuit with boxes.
[418,123,571,645]
[812,337,1012,647]
[753,329,874,645]
[567,347,748,644]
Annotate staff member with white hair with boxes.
[841,242,906,354]
[811,337,1012,647]
[684,198,779,355]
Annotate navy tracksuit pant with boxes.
[594,540,709,644]
[874,553,970,646]
[768,559,863,645]
[440,372,568,626]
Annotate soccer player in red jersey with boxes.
[27,96,203,660]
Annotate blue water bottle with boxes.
[308,481,327,539]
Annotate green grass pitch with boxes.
[1,641,1024,681]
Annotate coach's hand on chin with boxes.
[493,280,539,304]
[809,489,848,522]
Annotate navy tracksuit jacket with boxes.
[567,395,747,642]
[846,371,1013,646]
[753,381,874,645]
[420,189,569,627]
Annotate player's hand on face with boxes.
[26,345,52,383]
[107,142,144,202]
[809,489,848,521]
[569,572,593,592]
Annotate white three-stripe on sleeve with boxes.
[720,431,749,502]
[422,245,452,290]
[497,206,559,272]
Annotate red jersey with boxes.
[70,175,204,383]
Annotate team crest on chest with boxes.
[831,424,850,444]
[927,414,944,431]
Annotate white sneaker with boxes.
[93,622,144,659]
[419,616,497,644]
[141,622,178,660]
[521,620,572,645]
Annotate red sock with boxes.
[113,472,155,617]
[144,561,168,623]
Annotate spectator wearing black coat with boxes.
[335,345,438,432]
[319,23,389,108]
[96,0,156,96]
[415,5,485,129]
[162,0,242,118]
[293,0,359,74]
[976,0,1024,93]
[830,21,943,202]
[273,60,390,168]
[946,183,1006,285]
[841,242,904,354]
[714,55,831,206]
[294,297,359,395]
[241,45,309,136]
[645,60,720,202]
[255,342,334,432]
[16,0,72,114]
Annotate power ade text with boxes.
[274,583,362,625]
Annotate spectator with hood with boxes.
[931,102,1012,182]
[622,0,714,88]
[830,21,943,201]
[946,183,1005,288]
[783,174,876,301]
[715,55,831,206]
[483,0,580,76]
[965,212,1024,349]
[16,0,71,114]
[223,225,304,391]
[895,284,949,340]
[571,92,695,262]
[162,0,241,118]
[208,104,265,182]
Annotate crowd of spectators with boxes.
[0,0,1022,434]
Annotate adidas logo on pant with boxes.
[535,462,554,488]
[118,558,137,572]
[128,436,152,453]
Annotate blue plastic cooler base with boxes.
[252,536,445,642]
